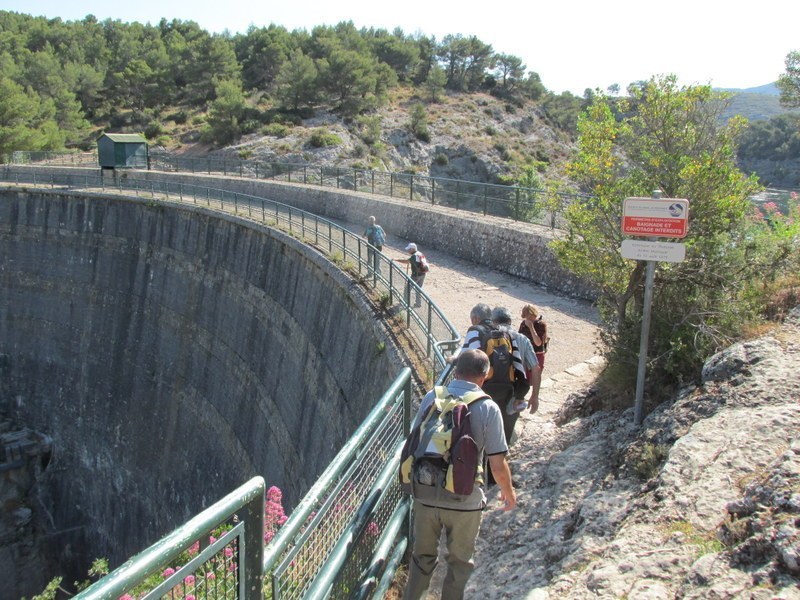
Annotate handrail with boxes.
[73,477,266,600]
[7,150,588,229]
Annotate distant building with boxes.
[97,133,148,169]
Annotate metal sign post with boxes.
[622,191,689,426]
[634,259,656,425]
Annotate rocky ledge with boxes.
[468,307,800,599]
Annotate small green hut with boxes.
[97,133,148,169]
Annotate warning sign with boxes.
[622,197,689,238]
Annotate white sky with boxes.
[3,0,797,95]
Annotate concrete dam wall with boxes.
[0,166,595,299]
[0,188,399,595]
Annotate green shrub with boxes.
[144,122,163,140]
[240,119,261,135]
[309,128,342,148]
[632,443,670,480]
[434,152,449,166]
[263,123,290,138]
[409,103,430,142]
[170,110,188,125]
[356,115,382,146]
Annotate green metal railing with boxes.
[9,150,585,229]
[73,476,266,600]
[0,166,462,598]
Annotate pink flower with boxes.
[188,541,199,556]
[205,572,216,580]
[366,522,379,537]
[162,567,175,578]
[791,191,798,200]
[267,486,283,502]
[183,575,196,585]
[119,595,134,600]
[209,535,217,544]
[186,595,196,600]
[224,547,233,558]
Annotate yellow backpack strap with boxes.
[460,390,490,406]
[434,386,459,413]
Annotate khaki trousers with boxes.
[403,500,483,600]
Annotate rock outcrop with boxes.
[468,307,800,599]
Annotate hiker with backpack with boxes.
[456,303,531,447]
[394,242,429,308]
[400,349,516,600]
[362,215,386,274]
[493,306,541,416]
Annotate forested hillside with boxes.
[2,10,798,188]
[0,11,587,181]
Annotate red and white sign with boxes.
[622,197,689,238]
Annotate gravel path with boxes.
[376,232,602,377]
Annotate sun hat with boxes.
[404,243,417,252]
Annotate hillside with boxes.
[161,87,579,189]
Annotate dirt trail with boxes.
[375,229,602,377]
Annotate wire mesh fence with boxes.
[72,477,265,600]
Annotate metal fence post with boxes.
[426,304,433,357]
[409,175,413,201]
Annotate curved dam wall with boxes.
[1,166,595,299]
[0,188,400,594]
[134,170,595,299]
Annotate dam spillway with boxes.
[0,188,399,596]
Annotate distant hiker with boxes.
[402,349,515,600]
[362,215,386,273]
[454,303,530,446]
[519,304,549,371]
[395,242,429,308]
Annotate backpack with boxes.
[372,226,386,247]
[415,252,430,273]
[533,318,548,353]
[473,325,514,385]
[399,386,489,498]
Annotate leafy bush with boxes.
[143,122,162,140]
[434,152,449,166]
[409,103,430,142]
[309,128,342,148]
[556,76,790,402]
[356,115,382,146]
[263,123,290,138]
[170,110,188,125]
